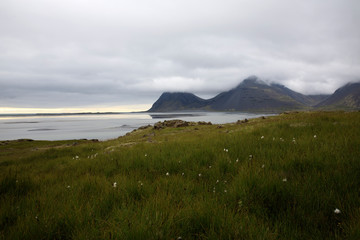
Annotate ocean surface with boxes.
[0,112,269,141]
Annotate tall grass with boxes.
[0,111,359,239]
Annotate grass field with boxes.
[1,111,360,239]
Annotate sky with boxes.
[0,0,359,113]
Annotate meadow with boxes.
[1,111,359,239]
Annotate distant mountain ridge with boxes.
[148,76,360,112]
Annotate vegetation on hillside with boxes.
[1,111,360,239]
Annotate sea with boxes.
[0,112,270,141]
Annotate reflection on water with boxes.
[0,112,271,141]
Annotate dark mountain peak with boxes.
[157,92,206,104]
[148,92,208,112]
[160,92,197,98]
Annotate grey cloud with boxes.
[0,0,359,110]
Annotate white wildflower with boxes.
[113,182,117,188]
[198,173,202,177]
[216,180,219,183]
[282,178,287,182]
[262,164,265,168]
[314,135,317,138]
[209,165,212,168]
[236,159,239,163]
[224,189,227,193]
[67,185,70,189]
[144,154,147,157]
[181,172,184,176]
[261,136,264,139]
[166,172,169,176]
[334,208,341,214]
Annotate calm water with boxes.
[0,112,269,141]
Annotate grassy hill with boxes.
[1,111,360,239]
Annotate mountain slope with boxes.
[316,82,360,109]
[270,84,328,106]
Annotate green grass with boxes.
[1,111,360,239]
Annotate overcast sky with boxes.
[1,0,359,112]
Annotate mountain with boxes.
[148,92,208,112]
[316,82,360,110]
[209,77,305,111]
[148,77,359,112]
